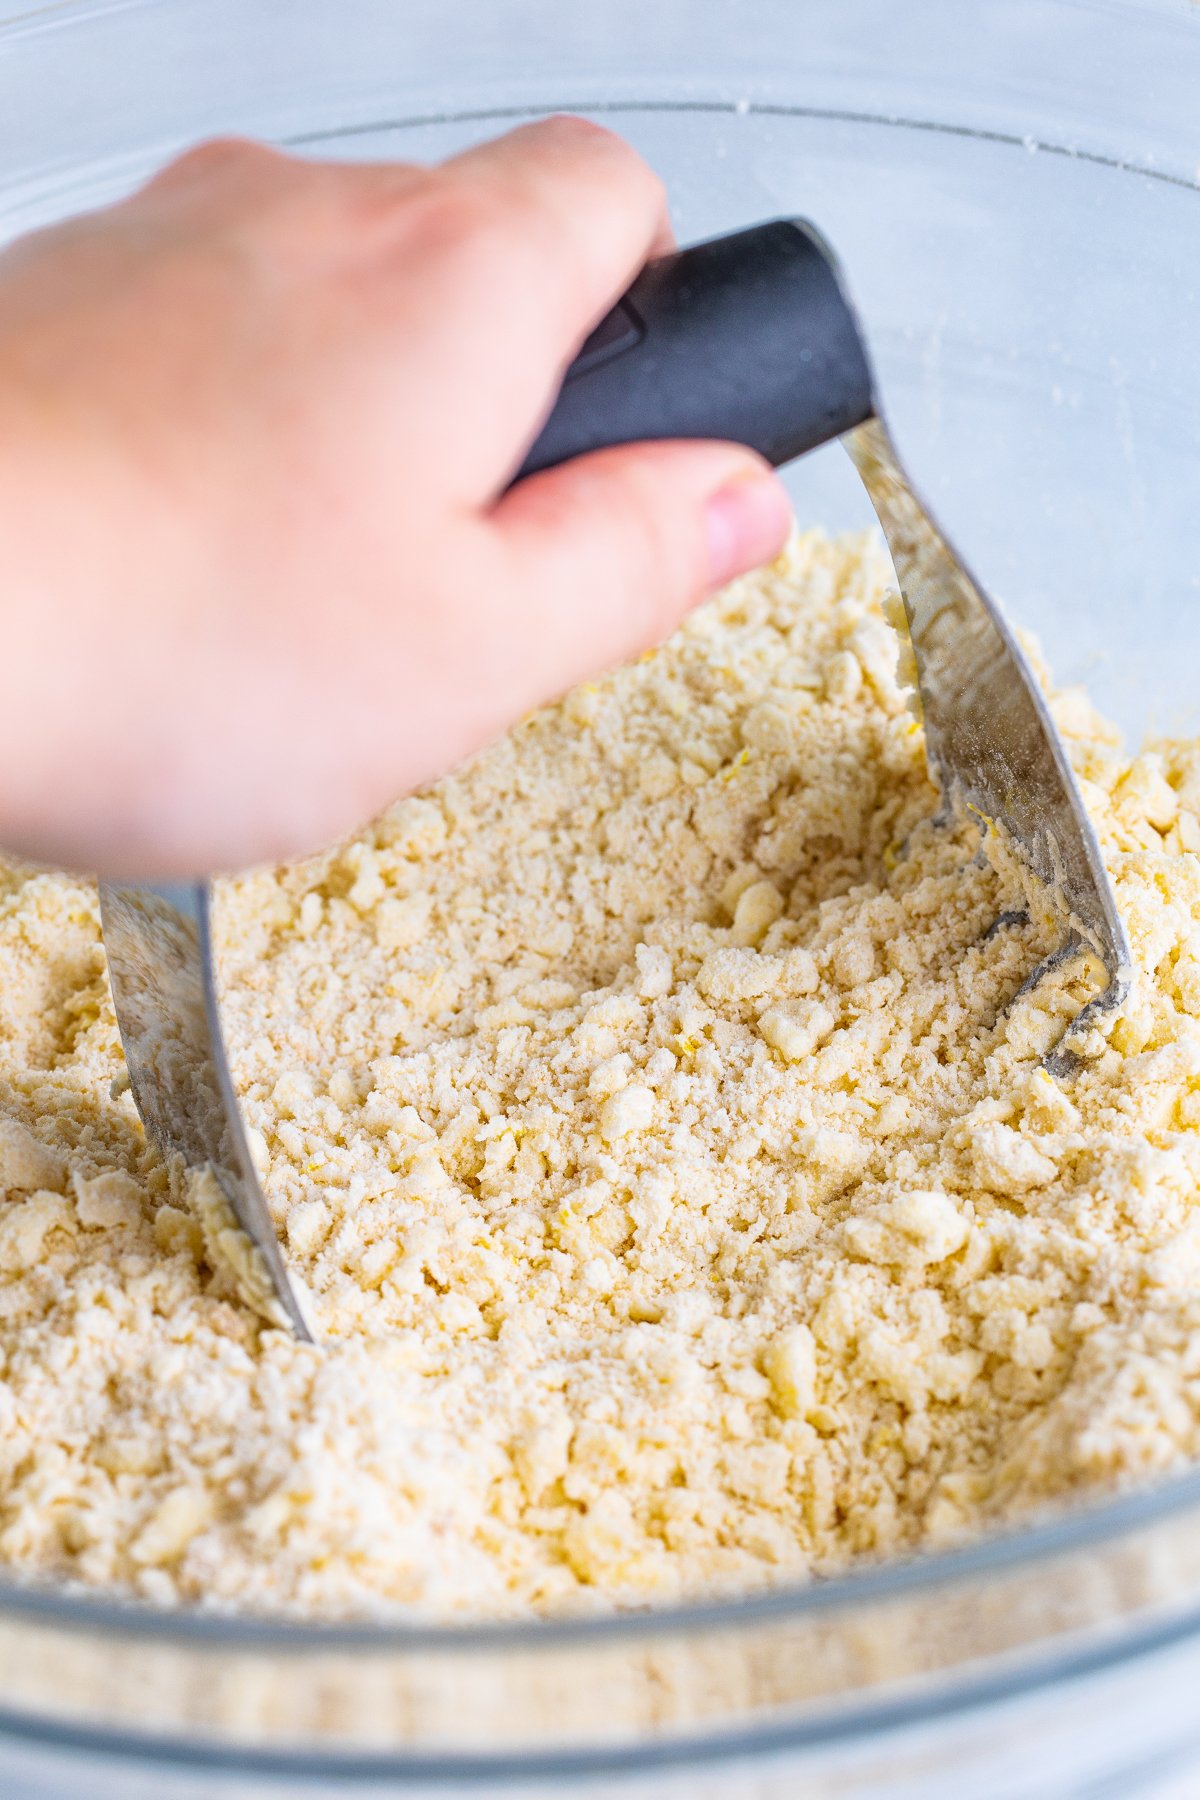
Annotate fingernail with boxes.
[703,468,791,590]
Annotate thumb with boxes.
[487,439,791,703]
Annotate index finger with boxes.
[445,113,675,266]
[383,117,674,497]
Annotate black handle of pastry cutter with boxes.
[513,218,876,483]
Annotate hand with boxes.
[0,117,790,879]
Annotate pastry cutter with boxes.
[100,218,1132,1341]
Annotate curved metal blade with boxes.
[845,416,1132,1021]
[99,880,315,1342]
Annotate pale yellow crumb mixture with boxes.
[2,529,1200,1620]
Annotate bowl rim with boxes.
[6,1455,1200,1651]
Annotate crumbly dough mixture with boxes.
[3,530,1200,1619]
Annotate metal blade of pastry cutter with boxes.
[99,881,315,1342]
[844,415,1133,1033]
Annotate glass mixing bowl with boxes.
[2,2,1199,1793]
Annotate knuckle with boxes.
[414,170,560,291]
[539,114,665,204]
[536,112,616,148]
[154,136,277,185]
[402,169,500,259]
[594,456,690,603]
[628,461,709,612]
[335,161,426,230]
[425,169,498,243]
